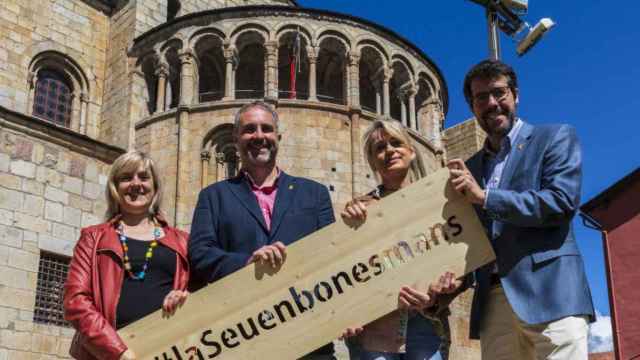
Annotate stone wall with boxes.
[443,118,486,162]
[440,117,486,359]
[178,0,295,16]
[99,0,171,150]
[0,0,109,140]
[0,106,124,359]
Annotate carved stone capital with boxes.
[178,49,194,65]
[406,84,418,97]
[348,52,361,66]
[306,46,319,62]
[383,67,394,82]
[201,150,211,161]
[155,62,169,77]
[265,41,278,56]
[223,45,238,64]
[215,152,226,164]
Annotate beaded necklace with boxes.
[117,221,161,280]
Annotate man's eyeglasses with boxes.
[472,86,511,105]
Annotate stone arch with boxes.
[414,72,434,133]
[230,23,270,48]
[189,27,227,48]
[201,124,239,186]
[136,52,160,115]
[23,40,96,96]
[415,71,443,145]
[355,37,390,64]
[160,37,185,56]
[389,56,413,125]
[316,35,349,105]
[275,24,312,46]
[191,30,226,103]
[234,29,267,99]
[357,42,387,113]
[390,54,415,83]
[28,51,91,132]
[160,39,184,110]
[316,29,351,50]
[277,29,310,100]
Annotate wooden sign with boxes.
[119,168,495,359]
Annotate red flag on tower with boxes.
[289,28,301,99]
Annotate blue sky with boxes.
[299,0,640,346]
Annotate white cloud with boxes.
[588,310,614,354]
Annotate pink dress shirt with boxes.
[245,170,279,231]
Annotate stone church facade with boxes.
[0,0,482,358]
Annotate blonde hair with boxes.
[362,119,417,174]
[105,150,163,221]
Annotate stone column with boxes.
[27,71,36,114]
[215,151,225,182]
[399,92,407,126]
[79,92,89,134]
[265,41,278,100]
[70,92,80,130]
[382,67,393,117]
[372,79,382,115]
[200,150,211,189]
[178,49,195,106]
[155,63,169,112]
[347,51,361,109]
[407,86,417,130]
[307,46,319,101]
[223,44,237,100]
[420,98,444,148]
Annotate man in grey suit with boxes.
[443,60,594,359]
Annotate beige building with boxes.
[0,0,483,358]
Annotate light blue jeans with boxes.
[359,314,443,360]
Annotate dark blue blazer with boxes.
[466,121,595,339]
[188,171,335,284]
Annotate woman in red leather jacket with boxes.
[64,151,190,360]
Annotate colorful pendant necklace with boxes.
[117,222,161,280]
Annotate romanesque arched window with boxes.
[28,51,90,132]
[389,60,412,126]
[317,36,347,105]
[201,124,239,187]
[415,76,433,134]
[235,31,266,99]
[194,34,226,103]
[33,69,73,127]
[165,47,182,109]
[359,46,385,114]
[278,31,309,100]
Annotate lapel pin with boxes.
[517,143,525,150]
[289,184,294,190]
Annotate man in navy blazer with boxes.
[444,60,594,359]
[189,101,336,359]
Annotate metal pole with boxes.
[487,7,501,60]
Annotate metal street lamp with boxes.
[469,0,555,59]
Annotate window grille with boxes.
[33,69,73,127]
[33,252,71,327]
